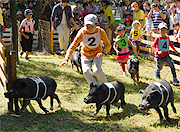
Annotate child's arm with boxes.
[19,25,29,39]
[128,39,137,55]
[113,42,119,54]
[32,24,38,37]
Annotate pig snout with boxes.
[84,96,95,104]
[138,103,151,111]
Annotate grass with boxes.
[0,54,180,131]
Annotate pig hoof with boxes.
[50,106,54,110]
[133,82,136,86]
[94,111,98,115]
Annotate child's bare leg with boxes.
[26,51,30,58]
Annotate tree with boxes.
[10,0,18,62]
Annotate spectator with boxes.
[19,9,38,60]
[101,0,114,26]
[41,0,52,21]
[16,0,26,14]
[131,2,145,29]
[51,0,79,55]
[97,10,106,23]
[123,0,133,22]
[59,14,111,84]
[73,0,83,15]
[80,3,92,22]
[172,21,180,47]
[142,9,152,41]
[98,0,104,12]
[0,0,6,41]
[143,1,150,10]
[147,0,167,33]
[152,22,179,83]
[169,4,176,35]
[52,0,60,8]
[26,0,35,12]
[17,10,23,22]
[88,0,98,15]
[172,0,180,13]
[124,18,132,37]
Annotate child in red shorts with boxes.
[113,24,137,76]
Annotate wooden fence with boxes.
[0,40,17,112]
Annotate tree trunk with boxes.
[34,0,43,30]
[10,0,18,62]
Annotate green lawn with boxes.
[0,55,180,131]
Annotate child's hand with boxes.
[158,51,163,55]
[59,59,68,67]
[25,35,29,39]
[34,33,38,37]
[96,52,104,58]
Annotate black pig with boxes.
[138,80,176,121]
[4,76,61,114]
[84,81,126,117]
[70,50,82,73]
[127,58,139,85]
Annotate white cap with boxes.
[17,10,23,16]
[84,14,98,26]
[158,22,168,29]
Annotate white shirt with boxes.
[61,7,67,24]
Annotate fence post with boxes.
[49,31,53,54]
[5,44,13,112]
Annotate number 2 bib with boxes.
[116,36,128,49]
[83,28,101,48]
[158,38,169,52]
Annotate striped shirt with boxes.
[151,6,167,29]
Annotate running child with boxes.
[152,22,179,83]
[113,24,137,77]
[19,9,37,60]
[59,14,111,84]
[129,20,142,57]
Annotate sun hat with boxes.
[158,22,168,29]
[131,2,138,10]
[17,10,23,16]
[115,24,126,34]
[132,20,141,28]
[24,9,33,16]
[84,14,98,25]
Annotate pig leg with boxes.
[120,94,126,109]
[20,99,30,113]
[75,65,80,72]
[14,98,20,114]
[154,107,164,120]
[36,98,49,114]
[105,103,111,118]
[50,96,54,110]
[52,94,61,109]
[162,106,171,121]
[94,103,102,115]
[171,101,176,113]
[136,72,139,82]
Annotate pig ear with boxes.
[95,82,104,90]
[90,82,94,88]
[139,90,144,94]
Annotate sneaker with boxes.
[123,72,127,77]
[155,69,160,79]
[19,50,24,57]
[25,57,30,61]
[173,78,179,83]
[61,50,66,55]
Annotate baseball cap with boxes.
[131,2,138,10]
[158,22,168,29]
[17,10,23,16]
[125,18,132,22]
[24,9,33,16]
[75,0,80,3]
[84,14,98,26]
